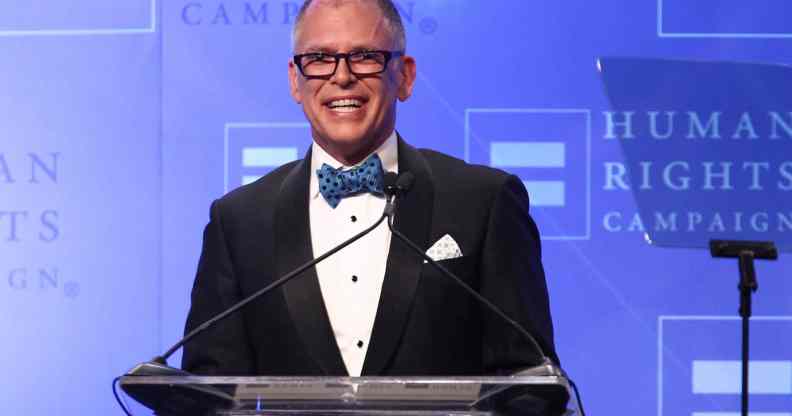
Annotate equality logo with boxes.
[659,316,792,416]
[465,109,592,241]
[224,122,310,193]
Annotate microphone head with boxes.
[383,171,399,197]
[395,172,415,193]
[384,172,415,198]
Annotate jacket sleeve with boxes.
[181,199,256,375]
[479,174,559,373]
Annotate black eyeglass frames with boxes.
[293,50,405,78]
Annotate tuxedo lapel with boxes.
[362,138,435,375]
[275,151,348,375]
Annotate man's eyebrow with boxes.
[300,45,337,53]
[348,46,380,52]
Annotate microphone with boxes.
[382,171,401,217]
[117,172,400,414]
[383,172,557,372]
[383,172,584,414]
[384,171,414,198]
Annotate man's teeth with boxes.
[331,106,358,113]
[328,99,363,109]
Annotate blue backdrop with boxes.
[1,1,790,415]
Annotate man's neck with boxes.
[315,132,393,166]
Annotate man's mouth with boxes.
[326,98,364,113]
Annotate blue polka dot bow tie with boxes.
[317,153,385,208]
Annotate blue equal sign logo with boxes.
[224,122,310,193]
[240,147,299,185]
[490,141,566,207]
[693,360,791,394]
[659,316,792,416]
[465,109,591,240]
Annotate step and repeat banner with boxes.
[2,1,791,415]
[0,0,161,415]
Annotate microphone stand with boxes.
[382,172,552,369]
[119,202,395,415]
[382,180,583,415]
[384,211,550,363]
[709,240,778,416]
[128,212,390,376]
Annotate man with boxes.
[182,0,558,377]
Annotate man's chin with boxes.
[318,128,370,148]
[314,129,386,160]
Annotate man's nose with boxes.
[331,56,356,86]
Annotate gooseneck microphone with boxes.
[127,173,404,378]
[382,171,552,367]
[383,171,585,415]
[115,173,404,415]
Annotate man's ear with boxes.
[288,60,302,103]
[397,56,417,102]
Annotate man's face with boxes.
[288,0,416,162]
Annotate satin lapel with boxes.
[275,152,348,376]
[362,138,434,375]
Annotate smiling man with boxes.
[182,0,559,377]
[288,0,413,166]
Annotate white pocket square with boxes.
[425,234,463,263]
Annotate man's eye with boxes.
[353,52,383,62]
[305,54,332,63]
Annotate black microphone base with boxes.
[473,360,570,415]
[511,357,566,377]
[126,360,191,377]
[121,361,236,416]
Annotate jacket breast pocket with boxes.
[420,254,478,289]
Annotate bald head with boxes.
[292,0,406,52]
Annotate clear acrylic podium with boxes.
[120,365,580,415]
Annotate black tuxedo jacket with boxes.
[182,137,558,376]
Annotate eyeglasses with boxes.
[293,50,404,78]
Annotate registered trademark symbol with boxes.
[64,281,80,299]
[419,17,438,35]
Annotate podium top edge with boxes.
[119,375,569,386]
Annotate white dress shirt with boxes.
[309,131,398,376]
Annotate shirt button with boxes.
[357,340,364,348]
[350,215,357,222]
[352,275,358,282]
